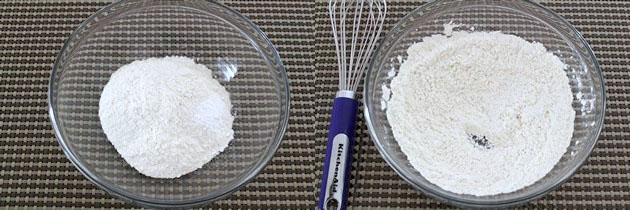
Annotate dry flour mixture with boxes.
[99,56,234,179]
[384,25,575,196]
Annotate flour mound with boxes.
[385,29,575,195]
[99,56,234,179]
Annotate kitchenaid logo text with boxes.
[331,143,344,193]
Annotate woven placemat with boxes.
[1,0,629,209]
[0,0,315,209]
[315,0,629,209]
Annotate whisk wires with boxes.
[329,0,387,92]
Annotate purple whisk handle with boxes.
[319,96,359,210]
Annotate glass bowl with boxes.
[48,0,288,208]
[364,0,605,208]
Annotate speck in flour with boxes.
[384,25,575,196]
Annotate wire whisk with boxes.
[319,0,386,209]
[330,0,387,92]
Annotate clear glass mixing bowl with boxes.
[364,0,605,208]
[48,0,289,208]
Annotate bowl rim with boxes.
[363,0,605,208]
[47,0,290,208]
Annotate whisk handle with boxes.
[319,96,358,210]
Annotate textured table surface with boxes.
[1,0,629,209]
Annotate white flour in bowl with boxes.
[99,56,234,179]
[384,25,575,195]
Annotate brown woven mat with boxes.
[314,0,630,209]
[1,0,628,209]
[1,0,315,209]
